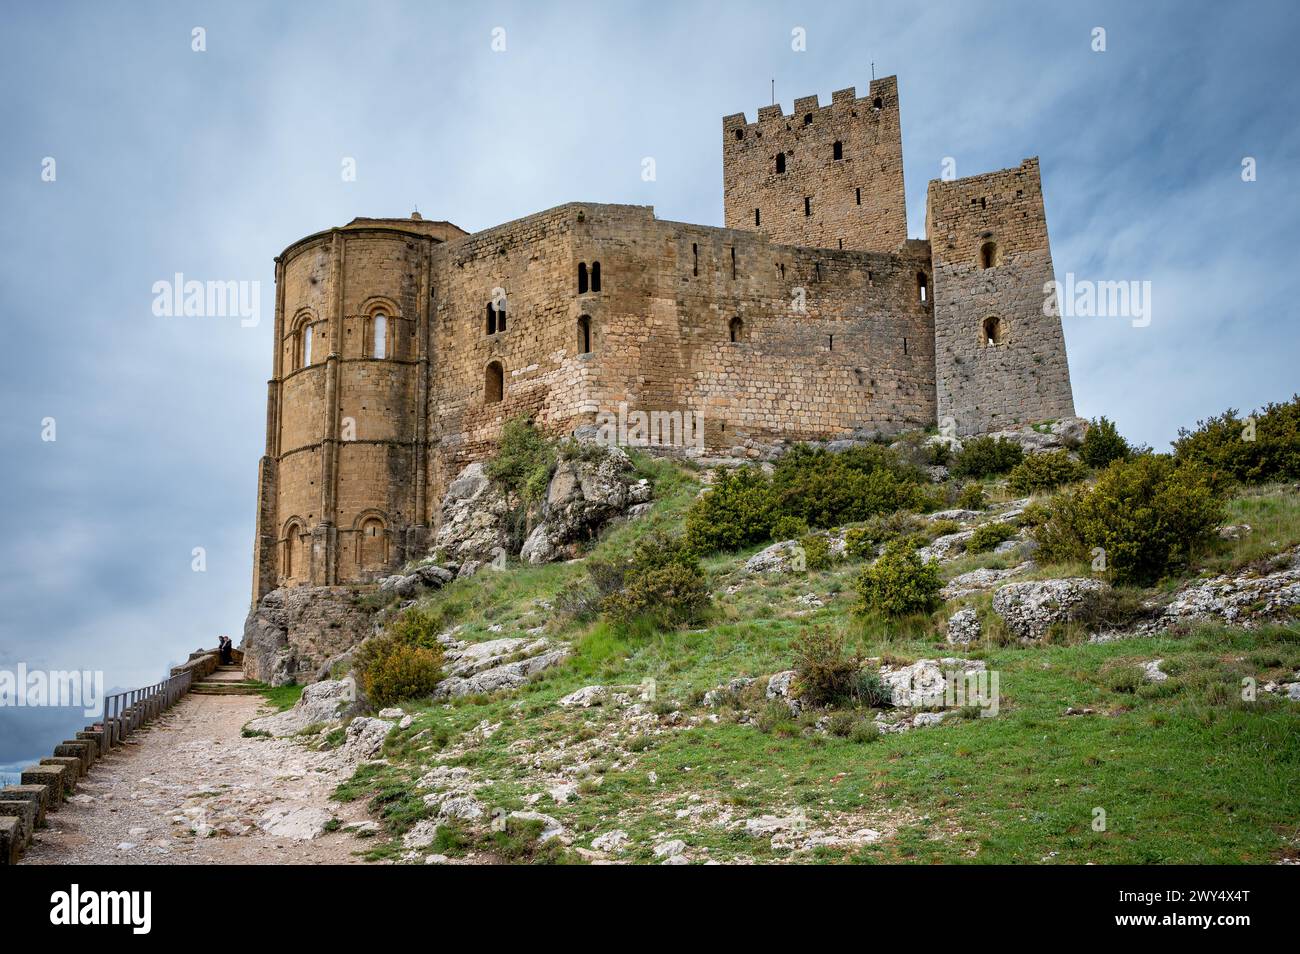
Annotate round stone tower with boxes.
[250,214,468,602]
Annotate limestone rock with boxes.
[433,462,513,563]
[520,446,647,565]
[946,607,981,645]
[877,657,987,708]
[1158,550,1300,626]
[241,586,377,686]
[991,578,1108,641]
[341,716,395,762]
[432,636,571,699]
[591,829,629,853]
[258,805,332,841]
[942,563,1032,599]
[745,539,803,574]
[245,677,360,737]
[508,811,565,842]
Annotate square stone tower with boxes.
[926,159,1075,435]
[722,76,907,252]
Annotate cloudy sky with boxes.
[1,0,1297,769]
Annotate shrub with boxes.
[486,416,556,503]
[553,578,601,623]
[1079,416,1131,469]
[854,540,942,617]
[950,437,1024,478]
[848,719,880,743]
[1007,450,1087,494]
[770,444,925,528]
[799,533,832,571]
[792,628,869,708]
[596,532,711,628]
[355,634,445,709]
[1172,396,1300,485]
[771,513,809,541]
[385,606,442,649]
[844,511,925,559]
[967,521,1017,554]
[1034,454,1224,584]
[684,466,775,553]
[955,482,987,511]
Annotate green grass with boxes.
[329,461,1300,864]
[256,683,304,711]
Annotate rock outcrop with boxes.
[432,462,513,564]
[242,586,377,686]
[520,446,651,564]
[431,633,571,699]
[991,577,1108,641]
[245,678,361,737]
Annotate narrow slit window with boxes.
[833,140,843,160]
[692,243,698,276]
[754,208,761,226]
[855,187,861,205]
[591,261,601,292]
[729,316,743,342]
[775,153,786,174]
[485,302,497,335]
[730,247,736,279]
[578,315,592,354]
[372,314,387,359]
[485,360,504,403]
[917,272,929,303]
[578,262,588,294]
[302,323,313,368]
[804,196,811,217]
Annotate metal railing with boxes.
[99,667,197,742]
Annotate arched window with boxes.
[982,316,1006,346]
[291,316,314,371]
[282,521,305,580]
[833,140,843,161]
[485,360,504,404]
[372,313,387,358]
[358,516,386,570]
[872,96,883,109]
[917,271,929,304]
[591,261,601,292]
[775,153,786,174]
[487,299,506,334]
[578,262,588,294]
[578,315,592,354]
[486,302,496,335]
[729,316,744,343]
[980,241,1001,269]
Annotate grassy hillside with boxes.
[330,452,1300,864]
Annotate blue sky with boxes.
[1,0,1297,769]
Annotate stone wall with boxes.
[241,585,378,686]
[926,159,1075,435]
[722,77,907,253]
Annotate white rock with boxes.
[508,811,565,842]
[946,607,981,645]
[591,829,629,853]
[1141,659,1168,682]
[378,707,405,719]
[991,578,1108,641]
[559,685,607,708]
[653,838,686,858]
[258,805,332,841]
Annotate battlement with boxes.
[722,76,906,253]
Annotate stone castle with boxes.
[249,75,1075,604]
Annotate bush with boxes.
[792,628,889,709]
[684,466,775,554]
[1034,454,1225,584]
[1172,396,1300,485]
[799,533,832,571]
[553,578,601,623]
[771,514,809,541]
[486,417,556,503]
[769,444,925,528]
[844,511,925,559]
[595,532,711,628]
[385,606,442,649]
[848,719,881,743]
[1080,416,1131,469]
[967,521,1017,554]
[955,482,987,511]
[355,634,444,709]
[1007,450,1087,494]
[854,540,942,617]
[950,437,1024,479]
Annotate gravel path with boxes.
[20,694,378,865]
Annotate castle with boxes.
[249,76,1075,603]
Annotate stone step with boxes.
[190,684,263,696]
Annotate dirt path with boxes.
[21,694,378,865]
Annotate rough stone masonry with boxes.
[246,73,1075,605]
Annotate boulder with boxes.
[1158,550,1300,626]
[520,447,649,565]
[432,462,513,563]
[745,540,803,574]
[245,677,360,737]
[241,585,376,686]
[341,716,395,762]
[946,607,981,645]
[991,578,1108,641]
[877,658,987,708]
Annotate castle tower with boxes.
[250,215,466,604]
[926,159,1075,436]
[722,76,907,252]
